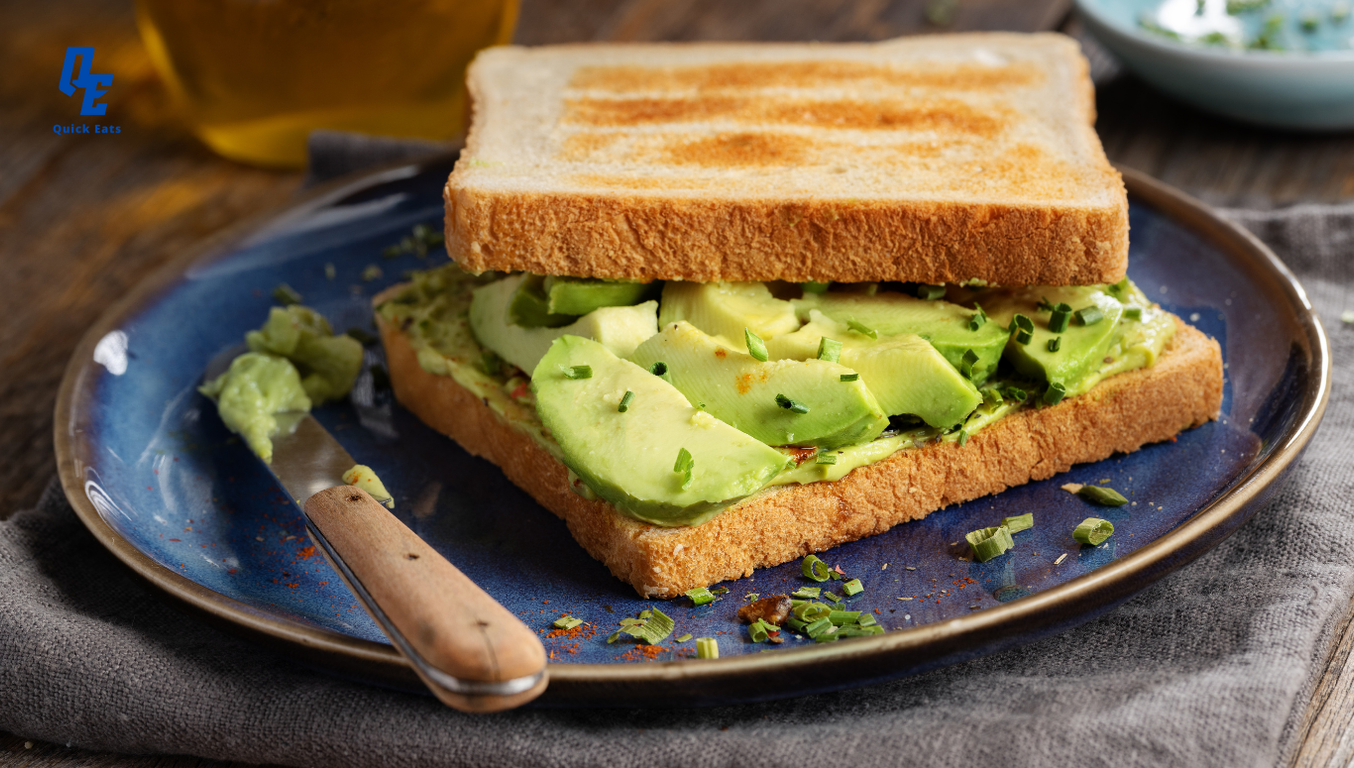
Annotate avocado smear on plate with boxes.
[378,264,1175,528]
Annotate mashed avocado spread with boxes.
[378,264,1175,528]
[200,305,363,463]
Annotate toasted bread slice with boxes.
[446,33,1128,286]
[376,306,1221,598]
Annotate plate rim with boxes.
[53,161,1332,703]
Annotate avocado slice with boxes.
[544,276,655,316]
[532,335,789,527]
[470,275,658,374]
[980,286,1125,396]
[629,321,888,449]
[508,275,578,328]
[765,311,981,429]
[659,281,799,345]
[794,290,1007,384]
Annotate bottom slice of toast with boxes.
[377,312,1222,598]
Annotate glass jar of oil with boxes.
[136,0,519,168]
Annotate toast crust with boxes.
[376,309,1222,598]
[445,33,1128,285]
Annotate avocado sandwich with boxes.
[374,33,1223,598]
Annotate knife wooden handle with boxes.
[303,486,547,712]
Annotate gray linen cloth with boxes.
[1,138,1351,767]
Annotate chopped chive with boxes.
[847,318,878,339]
[1076,485,1128,506]
[817,337,843,363]
[842,578,864,596]
[916,284,946,300]
[776,394,810,414]
[649,361,672,382]
[968,304,988,331]
[676,633,693,643]
[696,637,719,658]
[816,452,838,465]
[562,365,592,380]
[966,525,1015,562]
[361,264,383,282]
[616,608,675,644]
[1000,385,1028,403]
[837,625,884,637]
[710,586,730,595]
[960,348,980,379]
[791,586,821,599]
[1047,336,1062,353]
[1075,306,1105,326]
[617,390,635,412]
[813,627,841,643]
[1036,297,1056,312]
[748,620,771,643]
[1012,313,1034,345]
[552,615,584,630]
[795,602,832,622]
[804,617,833,638]
[1001,513,1034,533]
[745,328,768,361]
[828,610,861,625]
[824,591,842,604]
[271,283,303,306]
[858,614,878,627]
[1048,310,1071,333]
[1043,382,1066,406]
[802,554,831,582]
[323,263,336,280]
[802,281,830,294]
[1073,517,1115,545]
[839,373,860,382]
[674,447,694,489]
[957,429,970,447]
[1124,307,1143,321]
[686,586,715,606]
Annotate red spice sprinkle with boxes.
[510,382,530,399]
[168,538,180,542]
[297,546,318,560]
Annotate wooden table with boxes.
[2,1,1351,765]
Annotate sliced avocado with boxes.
[980,286,1125,396]
[470,274,658,374]
[508,275,577,328]
[628,321,888,449]
[765,311,981,428]
[659,281,800,345]
[794,290,1006,384]
[532,335,788,527]
[543,276,655,316]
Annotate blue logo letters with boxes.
[59,46,113,116]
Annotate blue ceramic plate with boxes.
[1077,0,1354,129]
[55,159,1329,706]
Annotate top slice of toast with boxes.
[446,33,1128,286]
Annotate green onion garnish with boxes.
[960,348,980,379]
[824,591,842,604]
[1001,513,1034,533]
[858,614,878,627]
[847,318,878,339]
[1076,485,1129,506]
[553,615,584,630]
[968,304,988,331]
[562,365,592,379]
[957,429,970,447]
[1000,385,1028,403]
[1042,382,1066,406]
[696,638,718,658]
[617,390,635,412]
[966,525,1015,562]
[1049,303,1072,333]
[837,625,884,638]
[802,281,830,294]
[1075,306,1104,326]
[817,337,842,363]
[791,586,821,599]
[686,586,715,606]
[916,284,946,300]
[615,608,675,644]
[674,447,694,490]
[1073,517,1115,545]
[745,328,768,361]
[748,620,771,643]
[842,578,864,596]
[1124,307,1143,321]
[802,555,831,582]
[839,373,860,382]
[1047,336,1062,353]
[676,633,693,643]
[829,610,861,625]
[794,602,832,621]
[649,361,672,382]
[1012,314,1034,345]
[816,452,838,465]
[271,283,302,306]
[804,617,833,638]
[1036,297,1055,312]
[710,586,730,595]
[785,617,809,634]
[776,394,810,414]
